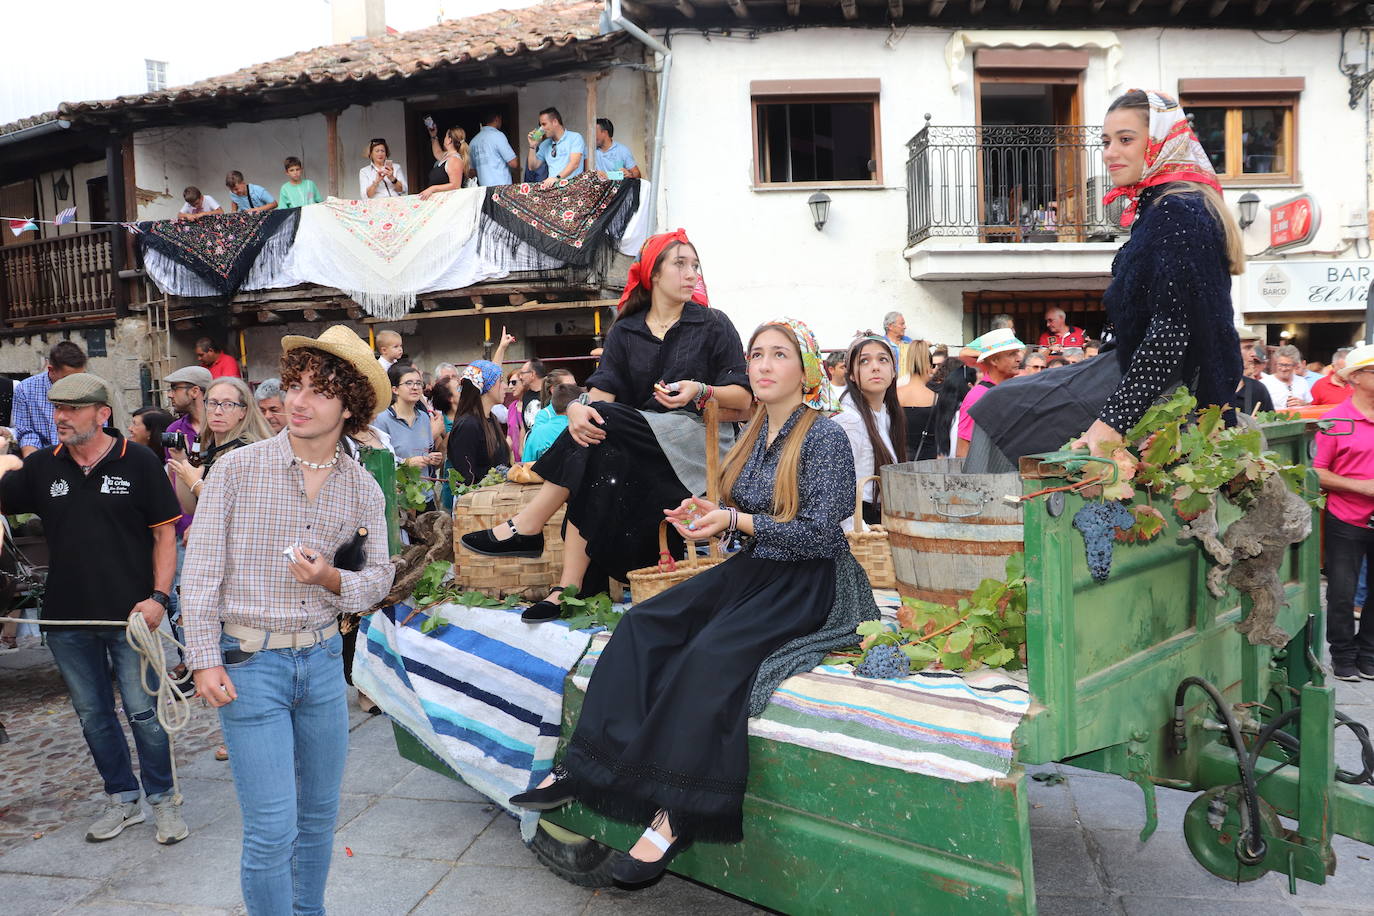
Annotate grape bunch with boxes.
[855,643,912,679]
[1072,501,1136,582]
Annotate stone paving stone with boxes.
[1288,832,1374,910]
[1089,828,1290,900]
[338,718,417,796]
[333,796,497,861]
[455,813,541,867]
[2,874,101,916]
[322,852,451,916]
[389,762,490,803]
[1026,772,1079,829]
[62,902,235,915]
[198,791,374,842]
[410,862,594,915]
[583,875,765,915]
[1120,898,1302,916]
[99,836,246,908]
[1034,896,1124,916]
[1031,826,1106,897]
[174,775,242,831]
[0,816,159,879]
[1059,767,1196,832]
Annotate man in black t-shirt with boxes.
[0,373,186,846]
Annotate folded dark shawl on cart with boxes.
[479,173,639,266]
[137,209,301,299]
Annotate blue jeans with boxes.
[1357,559,1368,608]
[217,631,349,916]
[46,627,174,803]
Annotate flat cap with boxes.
[48,372,114,406]
[164,365,213,390]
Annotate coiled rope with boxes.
[35,614,192,804]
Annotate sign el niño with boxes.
[1249,261,1374,312]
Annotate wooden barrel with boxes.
[879,459,1024,604]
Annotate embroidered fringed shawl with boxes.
[479,173,640,267]
[287,189,485,320]
[137,209,301,299]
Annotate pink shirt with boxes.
[1313,397,1374,527]
[957,379,995,442]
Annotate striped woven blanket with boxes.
[353,604,593,840]
[571,590,1030,782]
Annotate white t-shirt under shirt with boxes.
[359,163,408,198]
[832,390,896,531]
[179,195,221,215]
[1260,373,1312,408]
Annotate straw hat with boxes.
[968,327,1026,362]
[1338,343,1374,380]
[280,325,392,420]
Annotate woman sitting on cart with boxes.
[964,89,1244,468]
[510,317,877,885]
[459,229,751,622]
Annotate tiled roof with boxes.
[1,0,610,134]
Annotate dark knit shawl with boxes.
[1101,184,1241,421]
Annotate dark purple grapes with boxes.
[1072,502,1135,582]
[855,643,912,679]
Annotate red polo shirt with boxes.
[1313,397,1374,526]
[1310,374,1351,406]
[208,352,241,379]
[1039,327,1086,349]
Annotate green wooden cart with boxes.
[393,419,1374,913]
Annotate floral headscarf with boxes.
[616,228,710,312]
[1102,90,1223,228]
[759,317,830,411]
[461,359,502,394]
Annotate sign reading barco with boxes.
[1249,260,1374,312]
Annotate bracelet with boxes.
[727,507,739,534]
[191,479,204,492]
[693,381,713,411]
[576,392,592,407]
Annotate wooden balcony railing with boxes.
[0,228,121,326]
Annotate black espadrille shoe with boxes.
[509,764,576,810]
[461,520,545,559]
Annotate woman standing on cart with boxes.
[965,90,1244,467]
[459,229,752,622]
[511,318,878,885]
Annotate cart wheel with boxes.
[528,821,617,887]
[1182,786,1284,882]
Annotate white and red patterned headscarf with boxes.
[1102,90,1222,228]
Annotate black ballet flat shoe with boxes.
[610,835,694,887]
[521,586,568,623]
[461,521,545,559]
[509,765,576,810]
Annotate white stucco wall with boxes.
[658,27,1367,351]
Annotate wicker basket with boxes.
[452,482,566,600]
[627,520,727,604]
[848,475,895,589]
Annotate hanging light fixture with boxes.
[807,191,832,231]
[53,173,70,202]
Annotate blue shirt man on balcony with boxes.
[13,340,88,456]
[224,171,277,214]
[593,118,641,181]
[526,107,585,190]
[470,114,519,187]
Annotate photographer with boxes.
[1314,344,1374,681]
[168,378,271,516]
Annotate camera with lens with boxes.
[160,431,202,466]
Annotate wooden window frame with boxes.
[750,80,883,189]
[1182,92,1299,186]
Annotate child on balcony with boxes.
[277,157,322,210]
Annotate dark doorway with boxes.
[86,176,109,224]
[406,96,520,192]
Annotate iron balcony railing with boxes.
[905,120,1128,247]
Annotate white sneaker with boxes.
[86,798,145,842]
[150,796,189,845]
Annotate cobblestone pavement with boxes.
[4,642,1374,914]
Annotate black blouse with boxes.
[586,303,750,412]
[447,414,510,484]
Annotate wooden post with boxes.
[326,111,341,198]
[585,74,599,173]
[105,137,128,317]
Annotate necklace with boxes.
[296,443,342,470]
[76,437,116,475]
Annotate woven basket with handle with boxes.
[452,482,566,600]
[847,474,895,589]
[625,401,725,604]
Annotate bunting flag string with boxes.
[7,219,38,237]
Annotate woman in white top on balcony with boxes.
[359,138,407,199]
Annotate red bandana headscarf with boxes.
[615,228,710,312]
[1102,90,1223,228]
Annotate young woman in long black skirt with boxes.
[460,229,753,622]
[511,317,867,885]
